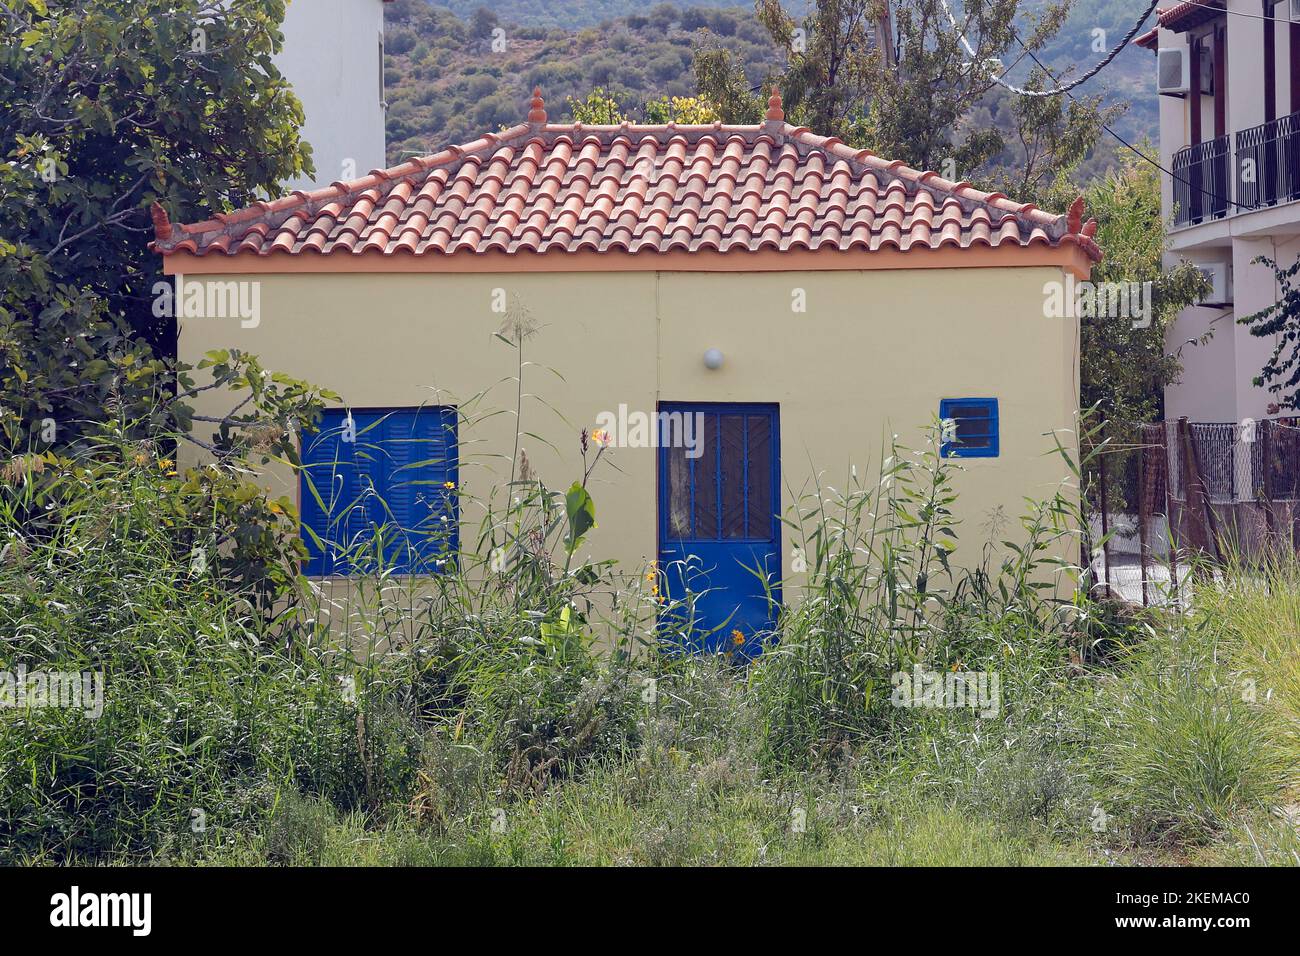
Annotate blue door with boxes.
[657,403,780,658]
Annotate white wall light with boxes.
[703,348,724,370]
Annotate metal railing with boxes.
[1236,109,1300,211]
[1170,110,1300,227]
[1172,134,1231,226]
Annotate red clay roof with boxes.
[151,89,1100,263]
[1135,1,1223,46]
[1157,1,1224,32]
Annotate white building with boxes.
[276,0,390,190]
[1137,2,1300,423]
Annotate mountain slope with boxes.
[383,0,1157,175]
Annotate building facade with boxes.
[1137,2,1300,423]
[151,90,1097,649]
[276,0,390,191]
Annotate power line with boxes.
[940,0,1161,96]
[936,1,1254,214]
[1002,21,1260,215]
[1165,0,1295,24]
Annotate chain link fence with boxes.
[1089,418,1300,605]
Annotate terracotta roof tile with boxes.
[151,90,1101,264]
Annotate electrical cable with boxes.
[1002,20,1262,214]
[939,0,1161,96]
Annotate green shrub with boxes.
[1096,624,1290,843]
[0,433,420,860]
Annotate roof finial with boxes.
[765,86,784,123]
[1067,195,1085,233]
[527,87,547,125]
[150,201,173,242]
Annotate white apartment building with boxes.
[1137,1,1300,423]
[276,0,390,190]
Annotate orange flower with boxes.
[731,629,745,646]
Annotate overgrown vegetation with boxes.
[3,408,1295,865]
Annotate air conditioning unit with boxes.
[1193,262,1233,307]
[1157,48,1188,95]
[1157,45,1215,95]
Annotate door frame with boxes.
[654,400,783,640]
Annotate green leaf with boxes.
[564,481,596,553]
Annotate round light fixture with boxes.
[703,348,724,370]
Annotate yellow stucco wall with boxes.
[177,265,1080,592]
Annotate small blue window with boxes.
[299,407,458,575]
[939,398,999,458]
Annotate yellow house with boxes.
[152,89,1100,651]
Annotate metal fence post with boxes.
[1165,422,1180,606]
[1098,425,1112,600]
[1138,430,1151,607]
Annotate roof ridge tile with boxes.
[150,90,1098,265]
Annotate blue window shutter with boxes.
[299,409,355,575]
[353,410,384,569]
[381,411,414,570]
[939,398,999,458]
[299,407,458,575]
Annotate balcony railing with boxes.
[1169,110,1300,229]
[1172,135,1231,226]
[1236,110,1300,210]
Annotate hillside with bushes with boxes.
[422,0,794,28]
[382,1,788,162]
[386,0,1156,165]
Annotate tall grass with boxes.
[752,423,1085,770]
[0,430,419,861]
[2,403,1296,864]
[1093,619,1291,843]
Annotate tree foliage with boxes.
[1081,148,1207,429]
[1,0,318,443]
[693,0,1116,200]
[1239,257,1300,411]
[1,0,337,604]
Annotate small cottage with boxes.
[153,89,1100,648]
